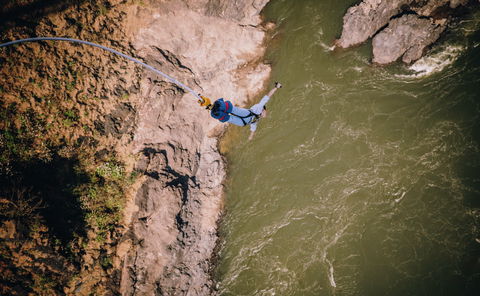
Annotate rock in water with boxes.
[372,15,446,64]
[337,0,475,64]
[336,0,413,48]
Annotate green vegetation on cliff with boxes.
[0,1,142,295]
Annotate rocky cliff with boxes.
[0,0,271,295]
[336,0,479,64]
[120,1,271,295]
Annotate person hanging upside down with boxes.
[207,82,282,140]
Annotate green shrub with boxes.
[96,162,125,181]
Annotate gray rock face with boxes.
[118,1,271,295]
[372,14,446,64]
[336,0,474,64]
[204,0,270,25]
[336,0,413,48]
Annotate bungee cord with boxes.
[0,37,206,103]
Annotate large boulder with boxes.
[336,0,474,64]
[335,0,413,48]
[336,0,470,49]
[372,14,446,64]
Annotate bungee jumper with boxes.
[0,37,282,139]
[198,82,282,140]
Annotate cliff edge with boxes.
[119,1,271,295]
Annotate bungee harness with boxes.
[209,98,260,126]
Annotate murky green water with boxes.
[215,1,480,295]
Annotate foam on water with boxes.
[326,258,336,287]
[319,41,335,52]
[396,45,465,78]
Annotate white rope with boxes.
[0,37,202,101]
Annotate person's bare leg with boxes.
[248,82,282,141]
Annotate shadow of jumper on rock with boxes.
[166,173,191,204]
[137,146,193,204]
[135,146,195,235]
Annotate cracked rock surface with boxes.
[118,1,271,295]
[336,0,413,49]
[372,14,446,64]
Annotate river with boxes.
[215,1,480,295]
